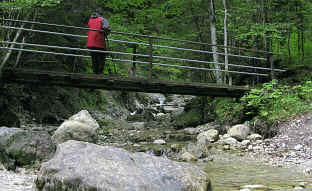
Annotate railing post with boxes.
[149,38,153,80]
[132,44,137,77]
[269,53,274,80]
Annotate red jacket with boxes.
[87,17,106,49]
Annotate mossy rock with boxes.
[0,127,56,170]
[173,97,216,129]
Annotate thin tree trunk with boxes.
[223,0,231,86]
[262,0,272,72]
[287,29,291,63]
[301,29,304,63]
[209,0,222,84]
[0,11,30,77]
[14,37,25,68]
[0,22,26,77]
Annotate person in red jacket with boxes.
[87,9,110,74]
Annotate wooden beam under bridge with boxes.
[1,68,249,97]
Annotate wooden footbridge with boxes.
[0,19,285,97]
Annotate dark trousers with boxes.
[89,47,107,74]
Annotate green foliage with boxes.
[214,98,244,125]
[174,110,201,129]
[0,0,61,9]
[241,80,312,123]
[175,96,215,129]
[79,90,107,111]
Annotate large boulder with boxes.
[228,124,250,141]
[52,110,99,145]
[0,127,55,170]
[35,140,211,191]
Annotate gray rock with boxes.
[184,143,209,159]
[153,139,166,145]
[241,140,251,148]
[183,127,200,135]
[52,110,99,145]
[219,137,239,146]
[0,127,55,170]
[130,122,145,130]
[35,140,211,191]
[163,106,184,114]
[69,110,99,129]
[228,124,250,141]
[145,93,166,104]
[197,129,219,144]
[180,152,198,162]
[241,184,268,190]
[294,144,303,151]
[247,134,262,141]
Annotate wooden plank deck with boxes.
[1,68,250,97]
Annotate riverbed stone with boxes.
[183,142,209,159]
[241,184,268,190]
[52,110,99,145]
[219,137,239,146]
[0,127,55,170]
[247,134,262,141]
[153,139,166,145]
[68,110,99,129]
[241,140,251,146]
[197,129,219,144]
[181,151,198,162]
[228,124,250,141]
[130,122,145,130]
[35,140,211,191]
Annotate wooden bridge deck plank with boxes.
[1,68,249,97]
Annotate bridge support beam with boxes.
[1,68,249,97]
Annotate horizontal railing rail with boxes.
[0,25,267,61]
[1,41,285,72]
[0,46,269,77]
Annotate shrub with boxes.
[241,80,312,123]
[214,98,245,125]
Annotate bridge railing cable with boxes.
[0,41,285,73]
[0,25,267,61]
[0,46,268,77]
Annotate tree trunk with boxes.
[209,0,222,84]
[223,0,231,86]
[0,22,26,77]
[14,37,25,68]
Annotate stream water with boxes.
[200,152,312,191]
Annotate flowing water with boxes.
[199,152,312,191]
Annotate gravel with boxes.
[0,164,37,191]
[246,113,312,169]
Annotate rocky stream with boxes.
[1,93,312,191]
